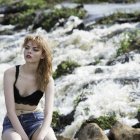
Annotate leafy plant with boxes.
[117,30,140,56]
[53,60,80,79]
[90,114,117,130]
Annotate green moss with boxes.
[0,0,13,5]
[95,11,140,25]
[40,7,86,31]
[2,1,86,30]
[4,9,35,29]
[51,111,60,128]
[73,92,87,108]
[94,58,101,65]
[0,0,63,6]
[73,0,108,3]
[72,0,136,3]
[117,30,140,56]
[53,60,80,79]
[22,0,46,9]
[91,115,117,130]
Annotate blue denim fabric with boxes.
[2,112,44,139]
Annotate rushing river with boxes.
[0,2,140,139]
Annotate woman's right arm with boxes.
[3,68,29,140]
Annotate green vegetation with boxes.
[95,11,140,25]
[73,0,108,3]
[74,91,87,108]
[0,0,12,5]
[0,0,63,6]
[52,111,60,128]
[72,0,136,3]
[22,0,47,9]
[0,0,137,6]
[4,9,35,29]
[117,30,140,56]
[53,60,80,79]
[0,0,86,30]
[38,7,86,31]
[91,114,117,130]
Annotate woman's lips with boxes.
[26,54,32,59]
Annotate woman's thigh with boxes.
[2,129,22,140]
[31,127,57,140]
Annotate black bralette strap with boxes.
[14,65,20,84]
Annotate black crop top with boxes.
[14,65,44,106]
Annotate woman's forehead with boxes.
[27,40,39,48]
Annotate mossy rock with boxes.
[53,60,80,79]
[87,114,117,130]
[95,11,140,25]
[72,0,136,3]
[2,9,36,29]
[117,30,140,56]
[52,110,75,132]
[1,1,86,31]
[73,0,109,3]
[52,111,60,129]
[33,7,86,31]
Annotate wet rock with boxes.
[0,28,15,35]
[74,122,109,140]
[0,1,28,14]
[95,68,103,74]
[108,121,140,140]
[106,51,138,66]
[132,123,140,128]
[53,110,75,133]
[106,54,130,65]
[132,111,140,128]
[115,17,139,23]
[109,0,136,3]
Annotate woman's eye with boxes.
[25,46,29,49]
[33,48,39,51]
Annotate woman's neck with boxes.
[21,63,38,75]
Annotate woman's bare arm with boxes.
[37,76,55,137]
[3,68,29,140]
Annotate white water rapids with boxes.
[0,2,140,139]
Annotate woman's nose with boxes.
[27,48,32,53]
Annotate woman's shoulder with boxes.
[49,76,54,83]
[4,66,16,77]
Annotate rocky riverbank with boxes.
[55,111,140,140]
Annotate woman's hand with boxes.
[35,129,47,140]
[22,135,29,140]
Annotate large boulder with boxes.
[108,121,140,140]
[74,122,109,140]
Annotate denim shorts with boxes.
[2,112,44,139]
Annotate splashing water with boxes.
[0,13,140,139]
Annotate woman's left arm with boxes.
[38,77,55,138]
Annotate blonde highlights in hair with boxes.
[23,34,52,91]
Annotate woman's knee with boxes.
[44,127,57,140]
[2,129,22,140]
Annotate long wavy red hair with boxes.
[22,34,52,91]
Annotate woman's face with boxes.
[24,41,44,63]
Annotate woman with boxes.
[2,35,57,140]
